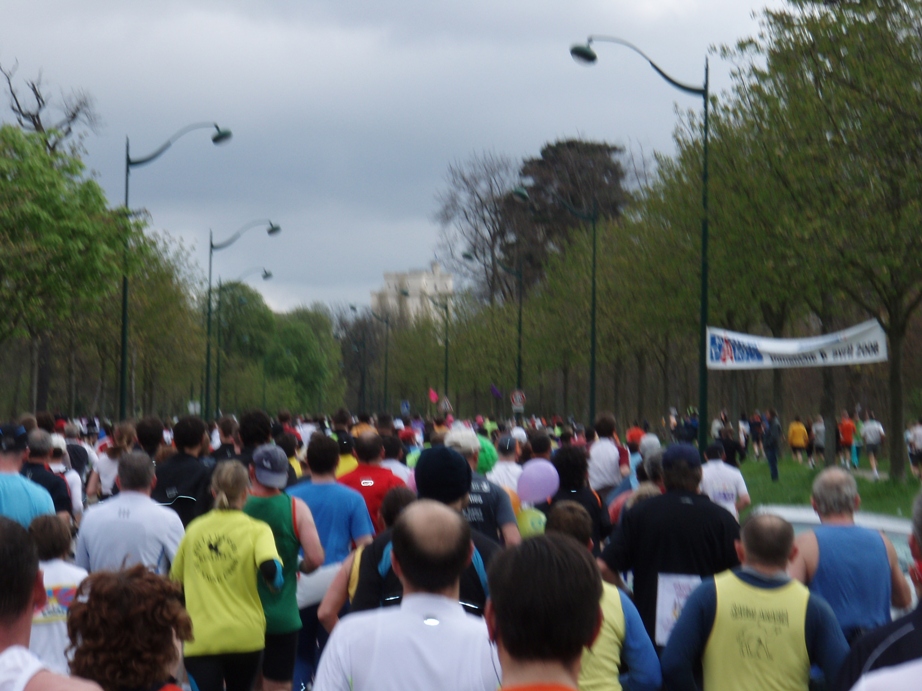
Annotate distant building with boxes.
[371,262,453,321]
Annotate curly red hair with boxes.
[67,566,193,691]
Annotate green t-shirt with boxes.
[243,494,302,634]
[171,509,280,656]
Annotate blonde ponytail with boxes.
[211,461,248,510]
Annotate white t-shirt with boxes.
[862,420,885,445]
[30,560,88,673]
[47,465,82,521]
[910,424,922,452]
[314,593,499,691]
[0,646,46,691]
[381,459,412,483]
[91,455,119,496]
[699,460,749,520]
[486,461,522,492]
[75,491,184,575]
[588,437,620,492]
[852,657,922,691]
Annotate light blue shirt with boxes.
[0,472,54,527]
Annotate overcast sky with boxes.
[3,0,782,312]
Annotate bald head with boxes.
[354,432,384,463]
[741,514,795,570]
[812,467,859,517]
[391,500,472,593]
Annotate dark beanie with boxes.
[414,446,472,504]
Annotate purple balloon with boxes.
[517,459,560,503]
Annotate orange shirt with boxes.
[839,418,856,445]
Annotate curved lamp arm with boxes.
[235,267,273,282]
[212,219,281,251]
[571,36,706,99]
[128,122,232,168]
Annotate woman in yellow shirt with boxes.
[787,416,810,464]
[171,461,282,691]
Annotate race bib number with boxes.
[655,573,702,646]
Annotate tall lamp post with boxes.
[512,188,598,422]
[349,305,369,412]
[215,267,272,417]
[570,35,709,450]
[121,122,232,420]
[206,220,281,420]
[401,289,450,399]
[463,251,524,391]
[372,311,391,412]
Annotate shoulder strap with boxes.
[378,541,393,579]
[291,497,300,541]
[471,547,489,597]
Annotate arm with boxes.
[598,558,629,592]
[85,470,100,501]
[735,493,752,514]
[882,532,913,608]
[805,594,849,684]
[493,486,521,547]
[618,590,663,691]
[500,522,522,547]
[162,513,185,571]
[660,580,717,691]
[74,524,90,571]
[318,551,356,633]
[294,498,325,574]
[789,532,817,584]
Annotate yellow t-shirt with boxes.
[171,509,281,656]
[787,422,809,448]
[335,454,358,478]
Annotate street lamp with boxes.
[206,220,280,420]
[463,250,524,392]
[512,187,599,422]
[401,289,450,399]
[570,35,710,450]
[214,268,272,417]
[371,311,391,413]
[120,122,231,420]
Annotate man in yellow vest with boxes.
[661,513,848,691]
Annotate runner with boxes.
[170,461,283,691]
[243,445,325,691]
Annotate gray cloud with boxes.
[2,0,783,310]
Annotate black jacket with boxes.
[151,452,213,527]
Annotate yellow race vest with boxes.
[579,582,626,691]
[703,571,810,691]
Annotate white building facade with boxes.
[371,262,454,321]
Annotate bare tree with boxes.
[1,62,100,153]
[435,151,519,304]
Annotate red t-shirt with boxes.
[839,418,856,445]
[338,463,406,534]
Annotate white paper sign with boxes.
[655,573,702,646]
[707,319,887,370]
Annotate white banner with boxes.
[707,320,888,370]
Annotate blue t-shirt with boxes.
[286,480,374,564]
[0,473,55,527]
[811,525,892,637]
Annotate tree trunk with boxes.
[636,350,646,423]
[35,333,51,412]
[888,326,906,480]
[30,335,39,413]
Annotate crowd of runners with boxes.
[1,406,921,691]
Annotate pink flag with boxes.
[428,388,439,403]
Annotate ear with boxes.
[391,550,404,581]
[33,571,47,611]
[150,476,157,491]
[854,495,862,512]
[788,544,799,564]
[810,497,818,514]
[911,534,921,561]
[115,476,122,490]
[734,539,745,565]
[465,539,474,569]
